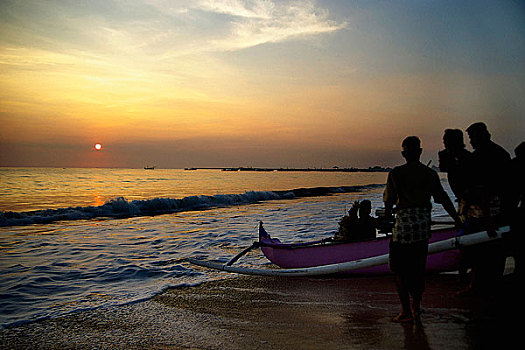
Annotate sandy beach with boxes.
[1,271,521,350]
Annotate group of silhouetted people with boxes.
[334,200,376,242]
[335,121,523,324]
[439,122,524,296]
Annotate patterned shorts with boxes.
[393,207,431,243]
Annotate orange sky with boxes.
[1,0,524,168]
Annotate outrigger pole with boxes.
[189,226,510,277]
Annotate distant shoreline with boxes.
[184,166,393,172]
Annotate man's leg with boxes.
[393,274,413,322]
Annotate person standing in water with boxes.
[384,136,461,323]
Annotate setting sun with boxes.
[0,0,522,169]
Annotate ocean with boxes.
[0,168,454,329]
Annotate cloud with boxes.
[147,0,346,52]
[213,1,346,50]
[194,0,274,19]
[1,1,345,65]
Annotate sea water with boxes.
[0,168,453,329]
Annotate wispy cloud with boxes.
[211,1,346,50]
[1,1,345,63]
[193,0,274,19]
[148,0,346,52]
[0,0,347,133]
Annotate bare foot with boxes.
[411,308,422,324]
[392,312,413,323]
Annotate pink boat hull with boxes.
[260,225,461,275]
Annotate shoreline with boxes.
[1,273,522,349]
[183,167,392,172]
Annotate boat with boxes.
[144,166,155,170]
[189,222,509,277]
[258,223,459,275]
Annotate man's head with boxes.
[401,136,422,162]
[443,129,465,151]
[466,122,491,150]
[358,200,372,217]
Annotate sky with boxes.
[1,0,524,168]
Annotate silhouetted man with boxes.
[509,142,525,280]
[438,128,473,201]
[456,122,511,296]
[439,129,474,282]
[384,136,461,323]
[465,122,511,221]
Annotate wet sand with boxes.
[1,273,522,349]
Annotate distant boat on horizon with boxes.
[144,166,155,170]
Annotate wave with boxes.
[0,184,384,227]
[0,279,204,330]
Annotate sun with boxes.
[94,143,103,151]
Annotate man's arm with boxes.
[440,195,463,227]
[431,174,462,227]
[383,171,397,219]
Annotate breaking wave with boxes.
[0,184,383,227]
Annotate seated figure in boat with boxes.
[334,200,377,242]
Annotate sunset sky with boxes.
[1,0,524,168]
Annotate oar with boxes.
[225,242,259,266]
